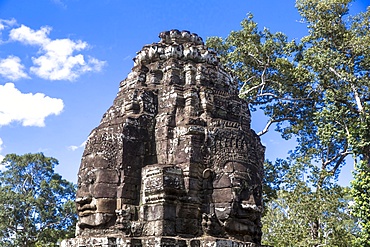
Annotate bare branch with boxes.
[329,66,344,79]
[322,143,350,176]
[255,93,279,98]
[351,84,364,113]
[328,151,350,176]
[248,53,264,65]
[329,66,363,113]
[257,117,297,136]
[260,66,267,94]
[238,76,259,95]
[334,97,359,113]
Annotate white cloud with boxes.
[0,55,29,80]
[85,56,106,72]
[9,24,50,46]
[0,18,17,37]
[68,141,86,151]
[0,83,64,127]
[68,145,79,151]
[9,24,105,81]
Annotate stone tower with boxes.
[62,30,265,247]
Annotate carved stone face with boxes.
[76,156,119,228]
[70,30,264,244]
[212,161,262,236]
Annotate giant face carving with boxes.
[212,161,263,240]
[71,30,265,245]
[76,154,119,228]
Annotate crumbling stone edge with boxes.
[61,236,264,247]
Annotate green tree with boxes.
[0,153,77,247]
[206,0,370,244]
[262,161,358,246]
[262,159,290,209]
[351,160,370,246]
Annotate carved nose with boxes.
[76,196,92,205]
[247,194,256,204]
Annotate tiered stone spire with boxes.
[62,30,265,247]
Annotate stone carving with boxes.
[63,30,265,247]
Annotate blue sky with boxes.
[0,0,368,185]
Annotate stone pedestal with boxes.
[61,236,260,247]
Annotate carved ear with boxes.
[203,168,213,179]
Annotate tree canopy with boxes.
[207,0,370,245]
[0,153,77,247]
[262,159,358,246]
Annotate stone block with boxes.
[95,169,119,184]
[183,177,201,192]
[143,204,164,221]
[212,188,233,203]
[96,198,116,213]
[190,240,201,247]
[142,220,176,236]
[88,155,110,169]
[176,218,200,235]
[116,184,139,200]
[92,183,117,198]
[177,204,200,219]
[213,175,231,189]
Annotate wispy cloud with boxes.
[0,19,16,30]
[0,56,29,80]
[0,18,17,41]
[123,55,132,61]
[50,0,67,8]
[269,139,280,145]
[68,141,86,151]
[5,22,105,81]
[0,83,64,127]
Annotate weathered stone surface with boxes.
[61,236,260,247]
[64,30,265,246]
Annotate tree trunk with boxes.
[311,218,319,245]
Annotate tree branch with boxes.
[329,66,363,113]
[239,76,258,95]
[322,143,350,176]
[257,117,297,136]
[248,53,264,65]
[351,84,364,113]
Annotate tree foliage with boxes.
[351,160,370,246]
[263,186,356,246]
[262,161,358,246]
[206,0,370,244]
[0,153,77,247]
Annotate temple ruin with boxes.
[62,30,265,247]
